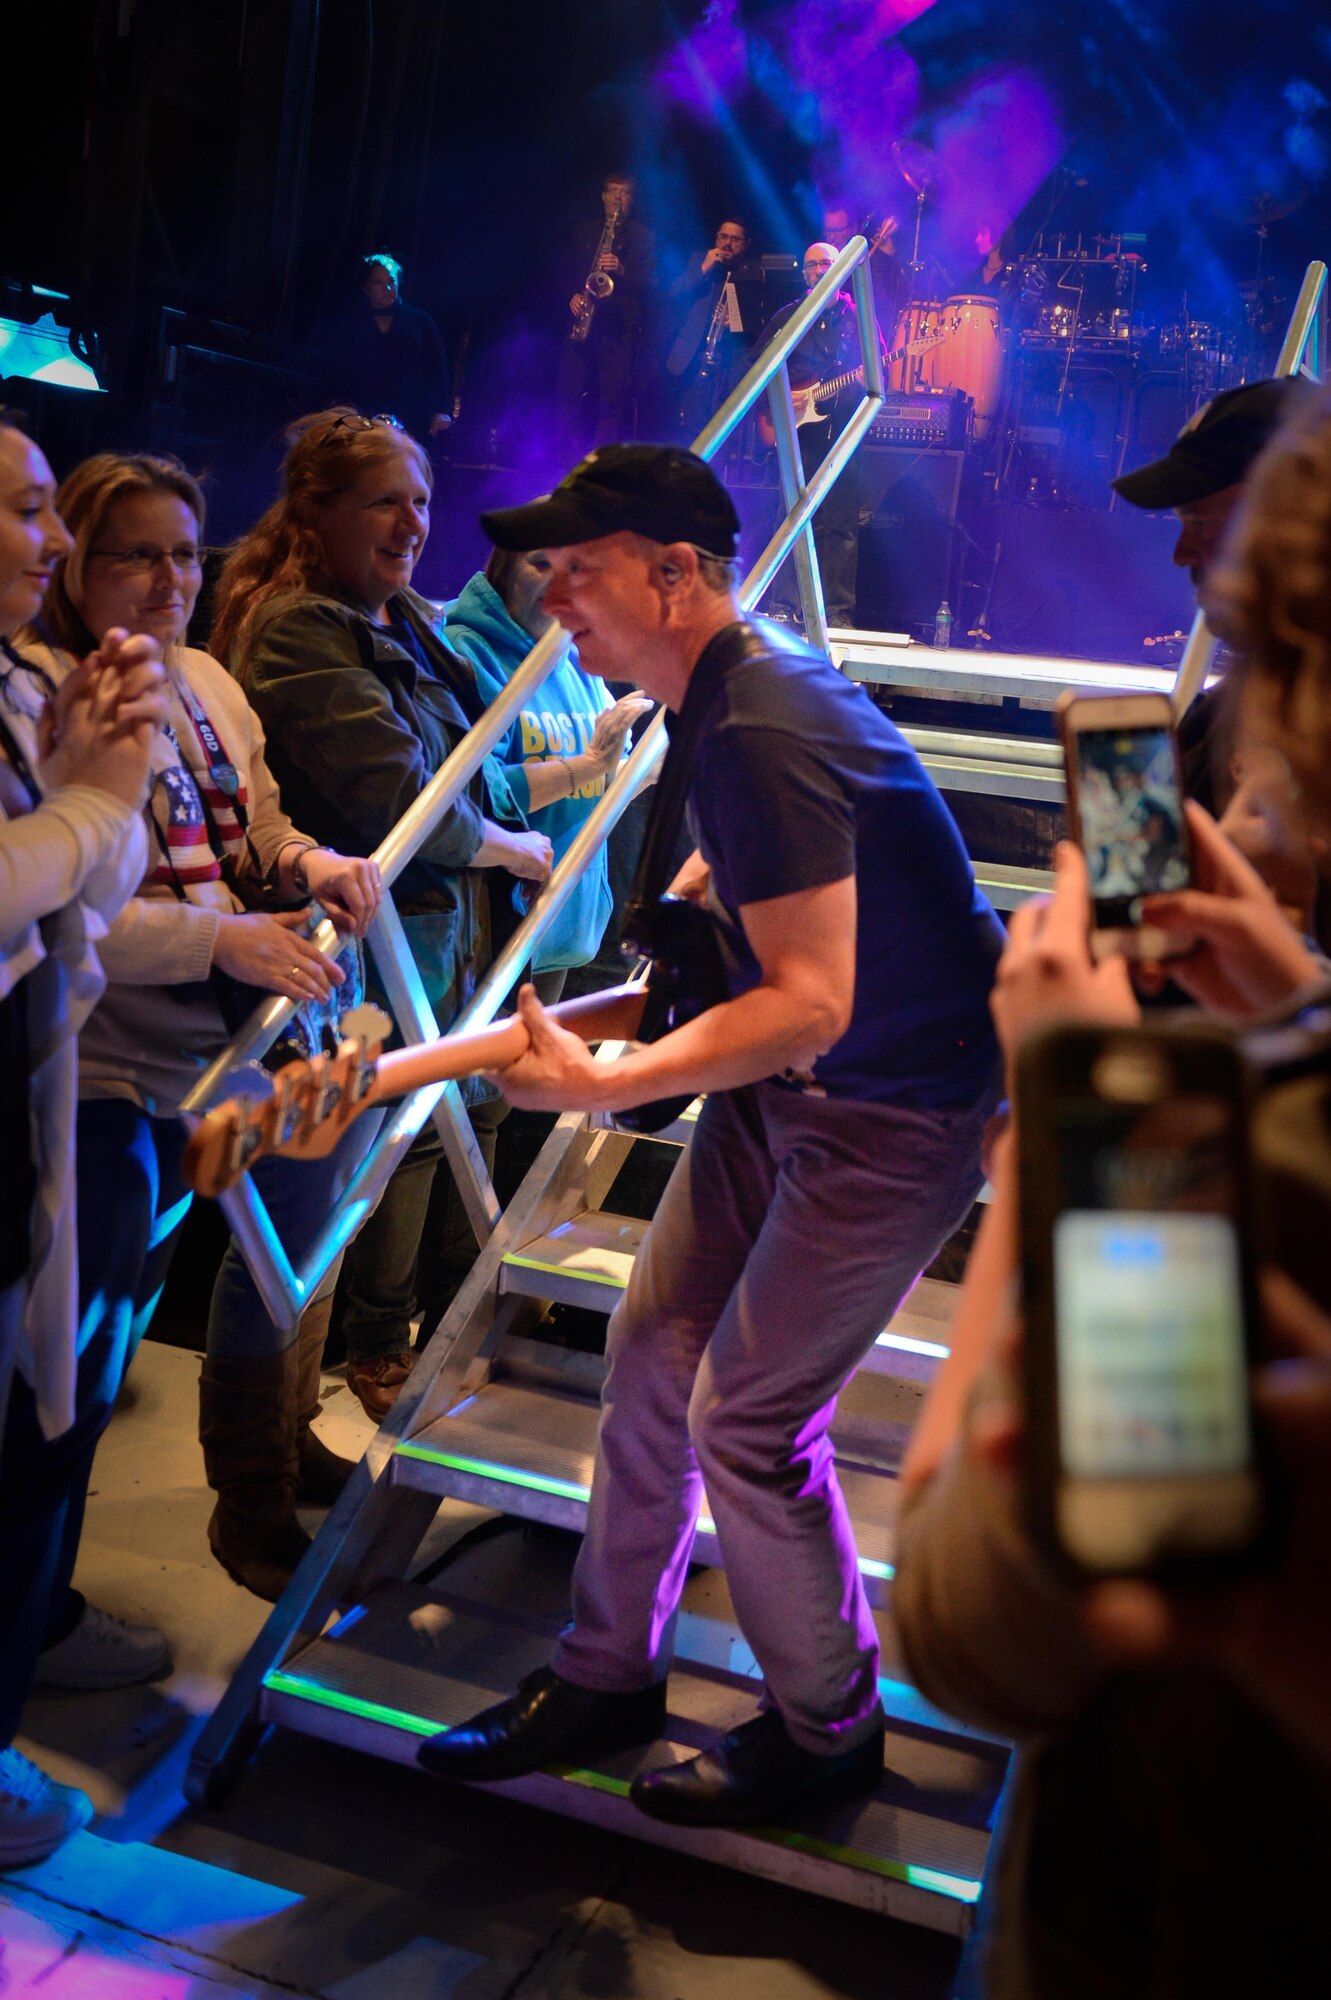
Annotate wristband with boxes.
[557,755,577,797]
[291,844,324,896]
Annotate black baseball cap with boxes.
[1111,378,1304,510]
[481,443,740,557]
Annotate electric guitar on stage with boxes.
[755,327,946,448]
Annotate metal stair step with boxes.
[500,1212,961,1378]
[260,1579,1003,1932]
[392,1380,901,1605]
[971,859,1052,909]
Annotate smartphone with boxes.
[1058,691,1193,960]
[1017,1022,1267,1579]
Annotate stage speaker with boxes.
[855,449,964,634]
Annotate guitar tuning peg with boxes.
[204,1060,275,1111]
[342,1003,393,1055]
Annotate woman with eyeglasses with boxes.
[19,450,384,1612]
[210,410,552,1421]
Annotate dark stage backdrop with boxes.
[4,1,1328,636]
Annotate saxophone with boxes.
[570,198,623,345]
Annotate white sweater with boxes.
[0,658,146,1438]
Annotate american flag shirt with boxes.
[147,701,249,892]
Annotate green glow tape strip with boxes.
[502,1252,626,1287]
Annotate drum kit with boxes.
[877,138,1296,490]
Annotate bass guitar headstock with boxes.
[183,1004,392,1199]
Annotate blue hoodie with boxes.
[439,574,616,973]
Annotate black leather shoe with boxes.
[630,1707,884,1827]
[418,1666,667,1783]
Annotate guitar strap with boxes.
[623,623,739,930]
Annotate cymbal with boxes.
[1214,177,1309,228]
[891,137,939,196]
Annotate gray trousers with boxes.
[553,1075,995,1752]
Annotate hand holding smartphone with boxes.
[1017,1021,1267,1580]
[1058,691,1194,962]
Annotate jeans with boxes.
[553,1076,995,1751]
[0,1095,380,1745]
[206,1109,382,1360]
[339,1094,506,1361]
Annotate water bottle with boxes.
[933,598,952,650]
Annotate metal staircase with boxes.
[178,255,1328,1936]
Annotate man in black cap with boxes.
[1112,379,1304,606]
[1114,379,1320,918]
[418,443,1003,1826]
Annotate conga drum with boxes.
[927,295,1004,438]
[888,299,944,391]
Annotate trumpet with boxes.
[570,198,624,345]
[697,279,732,379]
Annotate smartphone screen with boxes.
[1070,724,1190,930]
[1043,1075,1262,1571]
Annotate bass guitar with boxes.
[755,327,945,448]
[184,984,654,1199]
[183,898,729,1200]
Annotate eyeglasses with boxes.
[86,544,202,575]
[320,413,406,443]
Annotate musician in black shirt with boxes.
[665,216,762,441]
[555,174,657,457]
[316,254,451,445]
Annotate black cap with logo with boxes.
[481,443,741,557]
[1111,378,1306,510]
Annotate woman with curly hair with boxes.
[210,410,551,1419]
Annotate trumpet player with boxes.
[664,215,758,440]
[555,173,656,457]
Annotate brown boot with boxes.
[294,1298,358,1505]
[345,1350,414,1421]
[199,1347,310,1602]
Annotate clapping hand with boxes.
[38,628,168,807]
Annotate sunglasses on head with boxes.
[319,412,406,443]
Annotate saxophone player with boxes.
[664,216,759,441]
[555,173,657,457]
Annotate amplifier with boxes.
[866,391,970,451]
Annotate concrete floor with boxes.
[0,1340,973,1998]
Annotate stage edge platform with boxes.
[829,629,1192,706]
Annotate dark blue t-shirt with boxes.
[683,620,1003,1108]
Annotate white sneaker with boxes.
[34,1602,171,1691]
[0,1748,93,1866]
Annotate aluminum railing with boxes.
[1172,259,1327,716]
[180,235,884,1331]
